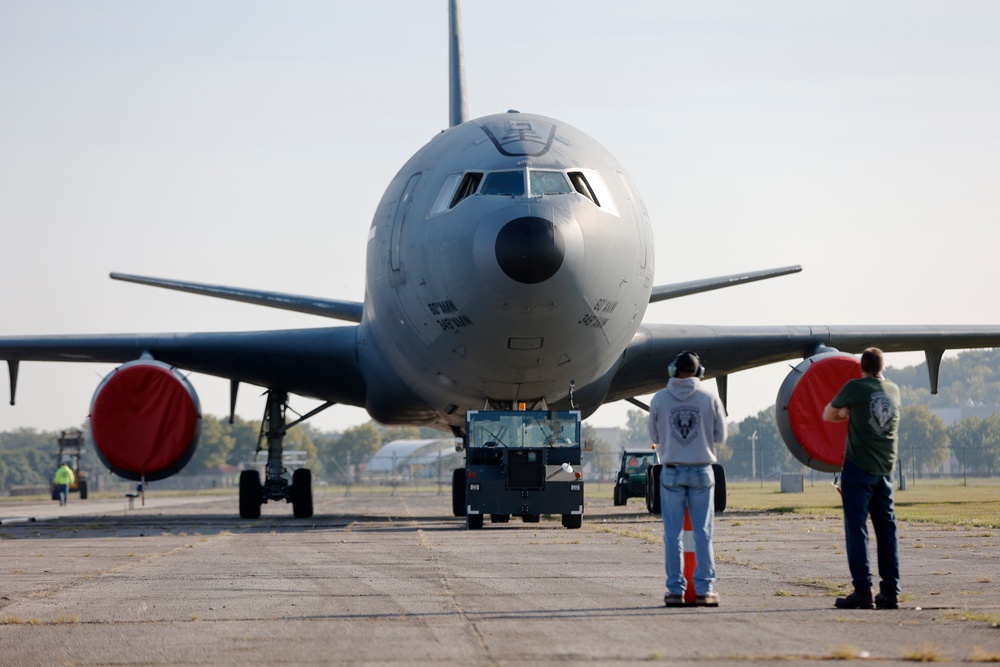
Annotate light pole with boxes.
[750,430,758,483]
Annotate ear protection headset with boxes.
[668,351,705,379]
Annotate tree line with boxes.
[0,418,442,493]
[3,348,1000,492]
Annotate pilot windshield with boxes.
[481,170,525,196]
[529,170,572,196]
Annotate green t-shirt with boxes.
[831,376,901,476]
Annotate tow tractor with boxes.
[51,429,89,500]
[452,409,584,529]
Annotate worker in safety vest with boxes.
[53,463,75,506]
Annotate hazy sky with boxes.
[2,1,999,435]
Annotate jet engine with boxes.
[775,351,861,472]
[89,359,202,481]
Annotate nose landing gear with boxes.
[238,389,327,519]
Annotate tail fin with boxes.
[449,0,468,126]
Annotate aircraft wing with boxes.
[605,323,1000,404]
[110,273,364,323]
[0,327,365,407]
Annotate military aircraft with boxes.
[3,0,1000,519]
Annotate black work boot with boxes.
[835,587,875,609]
[875,593,899,609]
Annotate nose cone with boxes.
[495,217,565,284]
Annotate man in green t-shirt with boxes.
[823,347,901,610]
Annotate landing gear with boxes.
[291,468,313,519]
[561,514,582,529]
[238,389,328,519]
[239,469,263,519]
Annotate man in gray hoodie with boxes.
[648,351,727,607]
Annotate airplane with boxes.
[4,0,1000,519]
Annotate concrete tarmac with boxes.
[1,490,998,666]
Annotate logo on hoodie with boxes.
[670,407,701,445]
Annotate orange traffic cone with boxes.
[683,507,696,604]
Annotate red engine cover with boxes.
[775,352,861,472]
[90,359,201,481]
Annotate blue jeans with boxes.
[841,459,900,597]
[56,484,69,505]
[661,464,715,596]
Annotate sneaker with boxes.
[875,593,899,610]
[835,588,875,610]
[695,591,720,607]
[664,593,686,607]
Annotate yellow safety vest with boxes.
[54,466,75,485]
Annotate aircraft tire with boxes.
[291,468,314,519]
[490,514,510,523]
[561,514,582,529]
[239,469,262,519]
[467,513,484,530]
[451,468,466,517]
[646,465,662,515]
[78,480,89,500]
[521,514,540,523]
[713,463,727,514]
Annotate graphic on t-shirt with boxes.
[670,407,700,445]
[869,392,897,434]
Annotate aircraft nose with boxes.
[494,216,565,284]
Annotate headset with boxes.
[668,351,705,379]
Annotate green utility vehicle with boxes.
[613,448,659,506]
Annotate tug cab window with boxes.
[481,170,525,196]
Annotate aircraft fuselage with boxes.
[362,112,654,428]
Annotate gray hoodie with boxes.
[647,377,727,465]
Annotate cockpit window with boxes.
[569,170,618,216]
[568,172,598,204]
[429,172,483,216]
[451,172,483,208]
[429,173,463,215]
[529,170,573,196]
[481,170,525,196]
[428,168,618,216]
